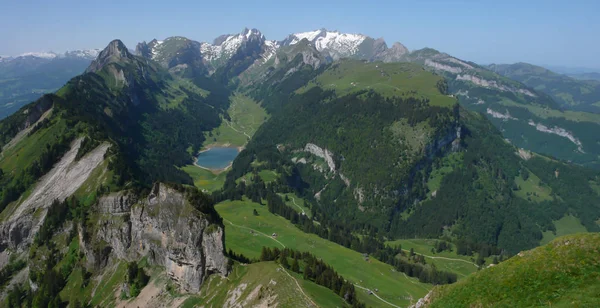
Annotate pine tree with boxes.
[279,254,290,269]
[291,257,300,273]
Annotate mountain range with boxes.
[0,49,101,119]
[0,27,599,307]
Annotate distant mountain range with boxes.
[2,28,600,308]
[3,28,600,168]
[0,49,101,119]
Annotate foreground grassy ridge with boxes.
[428,233,600,308]
[297,60,456,107]
[216,199,431,308]
[385,239,480,279]
[197,262,345,307]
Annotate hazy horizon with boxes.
[1,0,599,69]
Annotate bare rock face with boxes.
[86,39,133,73]
[377,42,409,63]
[0,139,110,251]
[84,183,228,293]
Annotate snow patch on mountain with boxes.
[286,29,367,59]
[200,28,265,63]
[63,49,101,59]
[18,52,57,59]
[290,30,323,44]
[262,40,279,61]
[528,120,583,152]
[151,40,164,59]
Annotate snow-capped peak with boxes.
[283,29,367,59]
[7,49,100,61]
[287,29,325,45]
[17,52,58,59]
[200,28,266,63]
[62,49,101,60]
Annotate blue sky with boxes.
[1,0,598,68]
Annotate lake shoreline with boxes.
[193,144,244,173]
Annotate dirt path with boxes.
[279,265,318,307]
[354,284,402,308]
[401,249,478,267]
[223,218,285,248]
[225,119,252,140]
[290,197,306,215]
[223,218,404,308]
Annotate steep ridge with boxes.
[489,62,600,113]
[0,138,109,251]
[405,48,600,168]
[0,39,234,307]
[418,233,600,307]
[222,60,600,255]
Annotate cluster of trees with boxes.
[259,247,364,307]
[126,262,150,298]
[35,198,75,246]
[218,177,460,285]
[166,183,223,225]
[0,121,75,213]
[373,246,457,285]
[0,258,26,289]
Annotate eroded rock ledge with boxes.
[82,183,228,293]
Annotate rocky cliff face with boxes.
[83,183,228,293]
[86,40,134,73]
[0,138,110,252]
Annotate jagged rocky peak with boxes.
[134,39,156,58]
[86,39,134,73]
[281,28,407,62]
[200,27,269,65]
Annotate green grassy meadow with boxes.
[197,261,346,308]
[204,93,267,148]
[216,199,431,308]
[181,164,227,192]
[541,214,588,245]
[298,61,456,107]
[427,233,600,307]
[385,239,480,279]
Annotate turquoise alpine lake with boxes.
[196,147,239,170]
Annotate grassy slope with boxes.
[514,171,553,202]
[0,116,67,175]
[183,93,267,192]
[180,164,227,193]
[541,215,588,245]
[196,262,346,308]
[204,93,267,148]
[216,199,431,308]
[385,239,480,279]
[297,60,455,107]
[427,233,600,308]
